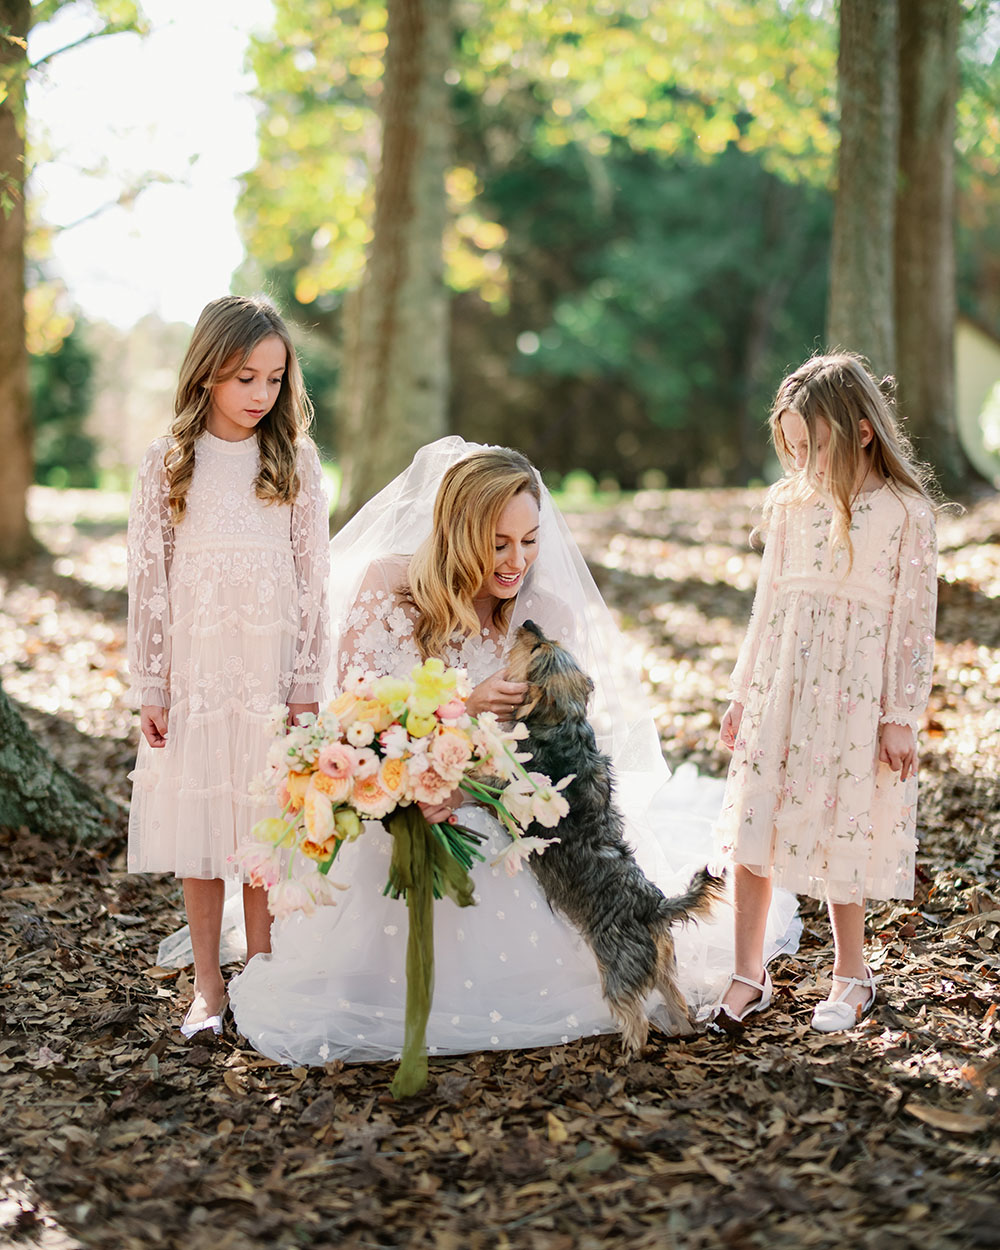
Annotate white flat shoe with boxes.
[180,994,228,1040]
[700,969,773,1027]
[811,966,878,1033]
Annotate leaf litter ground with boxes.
[1,485,998,1250]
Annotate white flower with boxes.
[346,719,376,747]
[491,835,559,877]
[379,724,410,759]
[343,667,375,694]
[266,704,289,735]
[352,747,379,779]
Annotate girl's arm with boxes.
[127,440,174,713]
[288,442,332,709]
[881,498,938,734]
[727,505,786,708]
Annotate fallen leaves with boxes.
[2,486,1000,1248]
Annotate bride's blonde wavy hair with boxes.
[165,295,314,524]
[761,352,935,566]
[407,448,541,660]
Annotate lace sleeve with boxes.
[335,556,417,685]
[288,442,332,704]
[728,505,785,704]
[881,497,937,731]
[126,439,173,709]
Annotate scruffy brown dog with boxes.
[505,620,725,1052]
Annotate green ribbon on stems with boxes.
[382,806,482,1099]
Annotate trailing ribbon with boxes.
[384,808,480,1098]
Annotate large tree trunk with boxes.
[827,0,899,377]
[0,679,121,842]
[894,0,963,489]
[0,0,34,565]
[335,0,451,523]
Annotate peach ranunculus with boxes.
[379,755,410,801]
[429,726,473,782]
[353,698,395,733]
[327,691,360,722]
[286,770,312,811]
[408,762,455,806]
[351,773,396,819]
[311,769,353,804]
[318,742,358,781]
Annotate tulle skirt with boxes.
[207,765,801,1065]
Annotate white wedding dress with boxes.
[162,438,800,1064]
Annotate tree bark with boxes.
[335,0,451,523]
[895,0,963,489]
[0,0,34,565]
[827,0,899,377]
[0,679,121,842]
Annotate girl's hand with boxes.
[719,702,743,751]
[879,722,917,781]
[286,701,319,726]
[419,787,465,826]
[140,704,169,749]
[466,669,529,720]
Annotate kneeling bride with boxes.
[203,438,797,1063]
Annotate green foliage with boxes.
[30,322,98,487]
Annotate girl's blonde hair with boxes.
[407,448,541,660]
[763,352,935,563]
[165,295,314,524]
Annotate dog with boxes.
[504,620,726,1053]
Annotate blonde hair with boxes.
[165,295,314,524]
[762,352,936,565]
[407,448,541,660]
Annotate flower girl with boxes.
[711,353,938,1032]
[126,295,330,1037]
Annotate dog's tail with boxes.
[655,866,727,929]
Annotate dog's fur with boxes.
[505,620,726,1052]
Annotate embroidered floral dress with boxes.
[126,431,330,880]
[716,485,937,904]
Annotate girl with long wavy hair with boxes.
[709,352,939,1034]
[126,295,330,1039]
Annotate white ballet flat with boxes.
[811,967,878,1033]
[700,969,773,1028]
[180,994,228,1040]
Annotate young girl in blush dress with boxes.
[126,295,330,1038]
[708,353,938,1033]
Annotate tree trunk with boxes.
[827,0,899,377]
[894,0,963,489]
[0,0,34,565]
[335,0,451,523]
[0,679,121,842]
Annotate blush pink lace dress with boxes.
[126,431,330,880]
[716,484,937,904]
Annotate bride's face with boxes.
[478,489,540,601]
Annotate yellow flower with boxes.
[372,675,411,707]
[252,816,292,846]
[334,808,363,842]
[353,698,394,733]
[304,777,336,843]
[380,756,407,797]
[407,713,437,739]
[301,834,339,862]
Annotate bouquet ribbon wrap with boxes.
[385,807,477,1098]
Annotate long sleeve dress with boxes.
[715,483,938,904]
[126,430,330,880]
[227,556,800,1065]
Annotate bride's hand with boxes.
[419,787,465,825]
[466,669,529,721]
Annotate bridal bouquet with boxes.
[243,658,572,1096]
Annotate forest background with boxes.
[10,0,1000,508]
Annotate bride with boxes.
[195,437,796,1063]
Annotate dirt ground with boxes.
[1,485,998,1250]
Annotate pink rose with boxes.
[436,699,467,722]
[318,742,358,780]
